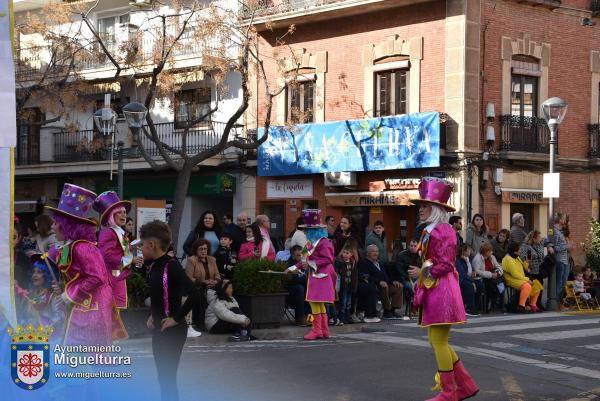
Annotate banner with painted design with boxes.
[257,111,440,176]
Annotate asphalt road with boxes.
[117,312,600,401]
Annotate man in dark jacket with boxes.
[359,245,403,319]
[390,240,419,303]
[449,215,464,256]
[224,212,248,254]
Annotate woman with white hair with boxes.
[509,212,527,246]
[409,177,478,401]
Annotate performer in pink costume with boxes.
[292,209,336,341]
[94,191,134,341]
[410,177,479,401]
[46,184,113,345]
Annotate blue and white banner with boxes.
[258,112,440,176]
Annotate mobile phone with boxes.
[527,250,532,259]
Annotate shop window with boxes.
[374,68,408,117]
[174,88,211,128]
[286,80,315,124]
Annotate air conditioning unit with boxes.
[324,172,357,187]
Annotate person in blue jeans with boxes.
[547,213,572,303]
[334,245,358,324]
[456,244,480,316]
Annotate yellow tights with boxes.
[309,302,326,314]
[428,325,459,371]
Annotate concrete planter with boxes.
[236,293,287,329]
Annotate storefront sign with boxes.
[501,190,547,204]
[369,178,420,191]
[266,179,313,199]
[325,191,418,207]
[258,112,440,176]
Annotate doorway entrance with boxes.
[510,203,534,234]
[261,202,285,251]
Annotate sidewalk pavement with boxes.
[186,321,381,344]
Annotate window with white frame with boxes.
[286,78,315,124]
[374,67,408,117]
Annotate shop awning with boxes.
[124,174,235,199]
[325,190,419,207]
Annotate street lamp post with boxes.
[122,101,148,146]
[541,97,568,311]
[93,95,118,180]
[117,141,124,199]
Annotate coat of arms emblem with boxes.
[8,324,52,390]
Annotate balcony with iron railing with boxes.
[16,120,243,166]
[15,30,231,82]
[500,114,552,155]
[589,123,600,159]
[244,0,431,30]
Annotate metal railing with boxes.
[15,30,230,82]
[592,0,600,15]
[589,123,600,158]
[500,114,551,153]
[16,121,243,165]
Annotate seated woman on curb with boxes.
[472,242,503,310]
[205,280,254,342]
[502,242,544,313]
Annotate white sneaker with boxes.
[363,317,381,323]
[187,326,202,338]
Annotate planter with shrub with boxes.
[232,258,289,328]
[122,269,151,338]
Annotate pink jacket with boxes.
[296,238,336,303]
[239,240,276,262]
[415,223,466,327]
[98,228,131,309]
[59,240,113,345]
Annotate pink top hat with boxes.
[411,177,456,212]
[93,191,132,226]
[45,184,98,225]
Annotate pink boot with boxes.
[303,313,322,340]
[426,371,457,401]
[321,314,330,339]
[453,360,479,400]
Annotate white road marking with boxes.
[453,318,598,334]
[393,312,569,328]
[578,344,600,350]
[512,328,600,341]
[341,332,600,380]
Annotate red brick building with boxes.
[248,0,600,262]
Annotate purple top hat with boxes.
[45,184,98,225]
[411,177,456,212]
[93,191,132,226]
[299,209,327,228]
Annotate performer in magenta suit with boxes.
[94,191,134,341]
[410,177,478,401]
[46,184,113,345]
[292,209,336,341]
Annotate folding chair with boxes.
[563,281,591,311]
